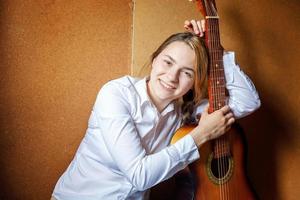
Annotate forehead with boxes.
[160,41,196,67]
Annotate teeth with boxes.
[160,80,175,89]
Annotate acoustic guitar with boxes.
[171,0,258,199]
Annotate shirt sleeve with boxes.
[196,51,261,118]
[94,82,199,191]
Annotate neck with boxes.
[206,18,226,113]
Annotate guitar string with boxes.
[205,8,223,198]
[203,1,241,199]
[205,3,221,198]
[205,1,230,198]
[212,17,230,200]
[209,17,225,200]
[203,4,223,199]
[209,15,223,200]
[208,18,222,199]
[211,19,224,200]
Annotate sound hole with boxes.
[211,156,230,178]
[206,153,234,185]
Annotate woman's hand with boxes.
[190,105,235,148]
[184,19,205,37]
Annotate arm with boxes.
[94,82,200,191]
[185,19,261,118]
[223,52,261,118]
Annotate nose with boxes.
[166,67,179,83]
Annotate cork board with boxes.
[133,0,300,200]
[0,0,132,199]
[132,0,201,76]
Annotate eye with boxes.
[163,60,172,66]
[182,71,193,78]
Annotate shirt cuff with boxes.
[172,134,200,166]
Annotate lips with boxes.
[159,79,176,90]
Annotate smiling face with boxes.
[147,41,196,112]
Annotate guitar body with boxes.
[172,124,257,200]
[192,124,256,199]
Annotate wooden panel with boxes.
[0,0,132,199]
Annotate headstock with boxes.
[189,0,218,18]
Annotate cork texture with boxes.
[0,0,299,199]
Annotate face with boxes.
[147,41,196,111]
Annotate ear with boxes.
[152,57,157,63]
[151,57,157,69]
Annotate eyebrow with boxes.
[164,55,195,73]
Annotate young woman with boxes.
[51,20,260,200]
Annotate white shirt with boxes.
[52,52,260,200]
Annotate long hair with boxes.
[141,32,208,124]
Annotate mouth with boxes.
[159,79,176,90]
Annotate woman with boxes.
[51,20,260,200]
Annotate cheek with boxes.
[186,82,194,92]
[151,58,167,74]
[180,78,194,93]
[150,61,159,74]
[182,76,194,87]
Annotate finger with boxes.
[201,20,205,32]
[227,117,235,126]
[196,20,204,37]
[190,19,200,35]
[225,112,234,120]
[184,20,192,31]
[184,20,191,27]
[220,105,231,114]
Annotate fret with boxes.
[208,56,223,62]
[209,88,226,94]
[209,83,225,90]
[209,90,226,96]
[210,63,224,68]
[210,98,227,108]
[206,19,222,49]
[209,72,225,83]
[210,85,226,91]
[209,92,227,111]
[207,49,223,54]
[210,91,226,96]
[203,0,228,112]
[209,76,225,81]
[213,136,231,158]
[210,62,224,69]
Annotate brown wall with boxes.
[218,1,300,199]
[132,0,200,76]
[0,0,132,199]
[0,0,299,199]
[133,0,300,200]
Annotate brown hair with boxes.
[141,32,208,124]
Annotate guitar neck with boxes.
[205,18,226,113]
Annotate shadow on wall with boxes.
[241,105,295,200]
[223,2,299,199]
[151,1,299,199]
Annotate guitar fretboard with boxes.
[206,18,227,113]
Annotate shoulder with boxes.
[94,76,143,113]
[98,75,141,98]
[101,75,141,92]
